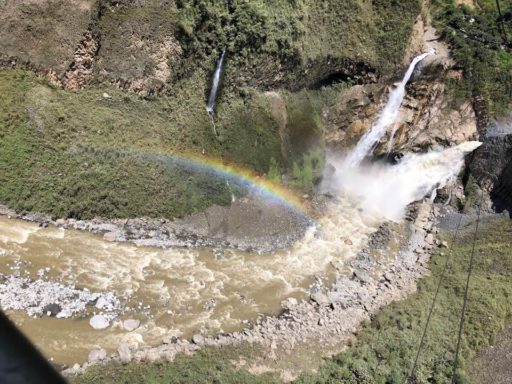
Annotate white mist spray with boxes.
[323,142,482,222]
[345,52,432,167]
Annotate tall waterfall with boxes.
[206,49,226,116]
[344,52,432,167]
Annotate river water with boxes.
[0,195,378,365]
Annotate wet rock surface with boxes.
[470,133,512,215]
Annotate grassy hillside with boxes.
[433,0,512,119]
[71,217,512,383]
[0,70,280,219]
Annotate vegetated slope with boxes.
[432,0,512,119]
[70,216,512,384]
[0,0,421,220]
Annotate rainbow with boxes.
[162,153,309,215]
[79,144,312,217]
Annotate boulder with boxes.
[281,297,298,310]
[117,343,132,364]
[43,303,62,317]
[353,270,373,284]
[192,334,204,345]
[88,348,107,363]
[310,292,330,306]
[123,319,140,332]
[89,315,110,330]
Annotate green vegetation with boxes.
[173,0,421,90]
[70,217,512,383]
[71,345,280,384]
[290,149,325,192]
[0,0,423,219]
[0,66,345,219]
[433,0,512,117]
[0,69,280,219]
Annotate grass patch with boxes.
[70,344,281,384]
[0,69,283,219]
[0,66,350,219]
[174,0,421,90]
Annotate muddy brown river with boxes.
[0,197,378,365]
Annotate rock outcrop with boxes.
[470,132,512,214]
[323,12,478,157]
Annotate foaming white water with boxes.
[0,193,381,364]
[345,52,432,166]
[323,141,482,221]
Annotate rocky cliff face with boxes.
[0,0,421,96]
[469,130,512,214]
[322,16,478,157]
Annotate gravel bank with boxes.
[0,197,312,254]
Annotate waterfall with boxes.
[386,122,400,155]
[322,141,482,221]
[206,49,226,116]
[345,52,432,167]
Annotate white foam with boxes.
[323,141,482,221]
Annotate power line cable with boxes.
[407,210,464,382]
[451,189,485,383]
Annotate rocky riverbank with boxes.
[60,198,444,378]
[0,194,312,254]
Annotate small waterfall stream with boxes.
[206,49,226,136]
[345,52,432,167]
[206,49,226,116]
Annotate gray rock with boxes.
[95,297,109,310]
[43,303,62,317]
[192,334,204,345]
[88,348,107,363]
[353,270,373,284]
[123,319,140,332]
[89,315,110,330]
[281,297,298,310]
[117,343,132,364]
[310,292,330,306]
